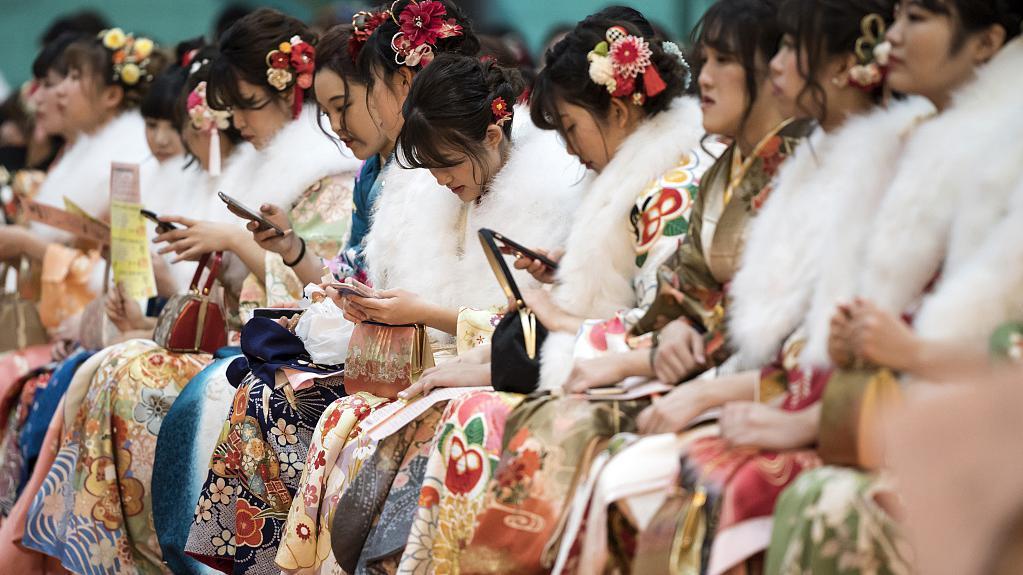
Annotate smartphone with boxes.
[488,230,559,270]
[329,280,378,299]
[139,209,179,233]
[253,308,305,320]
[217,191,286,236]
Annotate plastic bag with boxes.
[294,284,353,365]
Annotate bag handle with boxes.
[189,251,223,295]
[478,228,525,307]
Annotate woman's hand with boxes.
[105,282,146,332]
[512,247,564,284]
[397,361,491,400]
[346,289,428,326]
[521,288,581,334]
[247,203,297,257]
[652,319,706,384]
[154,216,244,263]
[563,355,627,393]
[636,382,711,434]
[827,303,855,368]
[0,226,28,259]
[849,298,921,372]
[719,401,820,450]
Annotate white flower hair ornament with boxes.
[186,81,232,176]
[847,13,891,91]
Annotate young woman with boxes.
[252,22,395,286]
[380,7,714,574]
[767,2,1023,572]
[275,43,584,572]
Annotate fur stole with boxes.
[365,108,583,344]
[910,39,1023,342]
[538,97,706,388]
[31,111,148,242]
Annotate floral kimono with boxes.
[24,153,354,574]
[388,98,713,575]
[275,112,582,575]
[766,42,1023,575]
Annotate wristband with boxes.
[284,237,306,267]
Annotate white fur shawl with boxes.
[538,97,706,388]
[910,39,1023,343]
[365,108,584,344]
[31,111,149,242]
[203,105,360,225]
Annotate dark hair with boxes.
[357,0,480,86]
[32,32,83,79]
[64,33,169,110]
[396,53,523,185]
[215,3,255,42]
[208,8,315,111]
[779,0,896,121]
[311,24,374,144]
[914,0,1023,50]
[530,6,689,137]
[692,0,781,133]
[141,38,205,121]
[39,10,108,46]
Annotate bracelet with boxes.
[284,237,306,267]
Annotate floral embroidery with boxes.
[271,418,299,446]
[194,496,213,523]
[212,529,236,555]
[132,387,176,434]
[235,499,266,548]
[209,478,234,504]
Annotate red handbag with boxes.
[153,252,227,354]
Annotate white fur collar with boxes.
[31,111,149,242]
[537,97,707,389]
[797,98,935,366]
[551,96,705,319]
[365,108,584,344]
[204,105,360,224]
[909,39,1023,343]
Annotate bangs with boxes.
[528,72,568,135]
[206,58,260,111]
[396,109,473,170]
[63,41,106,83]
[695,8,741,56]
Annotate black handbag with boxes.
[478,228,550,393]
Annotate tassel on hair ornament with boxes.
[587,26,667,106]
[186,81,232,176]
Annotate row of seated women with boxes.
[0,0,1021,573]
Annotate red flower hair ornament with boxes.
[265,34,316,119]
[349,10,392,63]
[586,26,668,106]
[389,0,463,68]
[491,97,512,127]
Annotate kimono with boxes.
[549,117,816,574]
[767,39,1023,575]
[421,97,714,575]
[274,109,582,575]
[23,105,357,575]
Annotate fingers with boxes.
[259,203,282,216]
[398,379,427,400]
[689,330,706,365]
[548,248,565,262]
[636,405,656,434]
[173,245,206,263]
[158,215,196,227]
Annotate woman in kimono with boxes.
[378,7,715,574]
[538,0,817,570]
[23,11,357,574]
[767,3,1023,572]
[270,10,582,572]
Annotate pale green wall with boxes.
[0,0,714,91]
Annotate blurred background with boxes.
[0,0,715,99]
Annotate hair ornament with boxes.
[186,81,232,176]
[587,26,666,105]
[661,41,692,90]
[350,10,392,63]
[98,28,158,88]
[388,0,464,68]
[491,96,512,127]
[265,34,316,118]
[848,13,890,91]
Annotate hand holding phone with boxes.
[490,231,559,269]
[140,209,179,233]
[218,191,286,236]
[330,279,378,299]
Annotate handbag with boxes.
[0,261,48,352]
[478,228,549,393]
[153,252,227,354]
[343,321,434,399]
